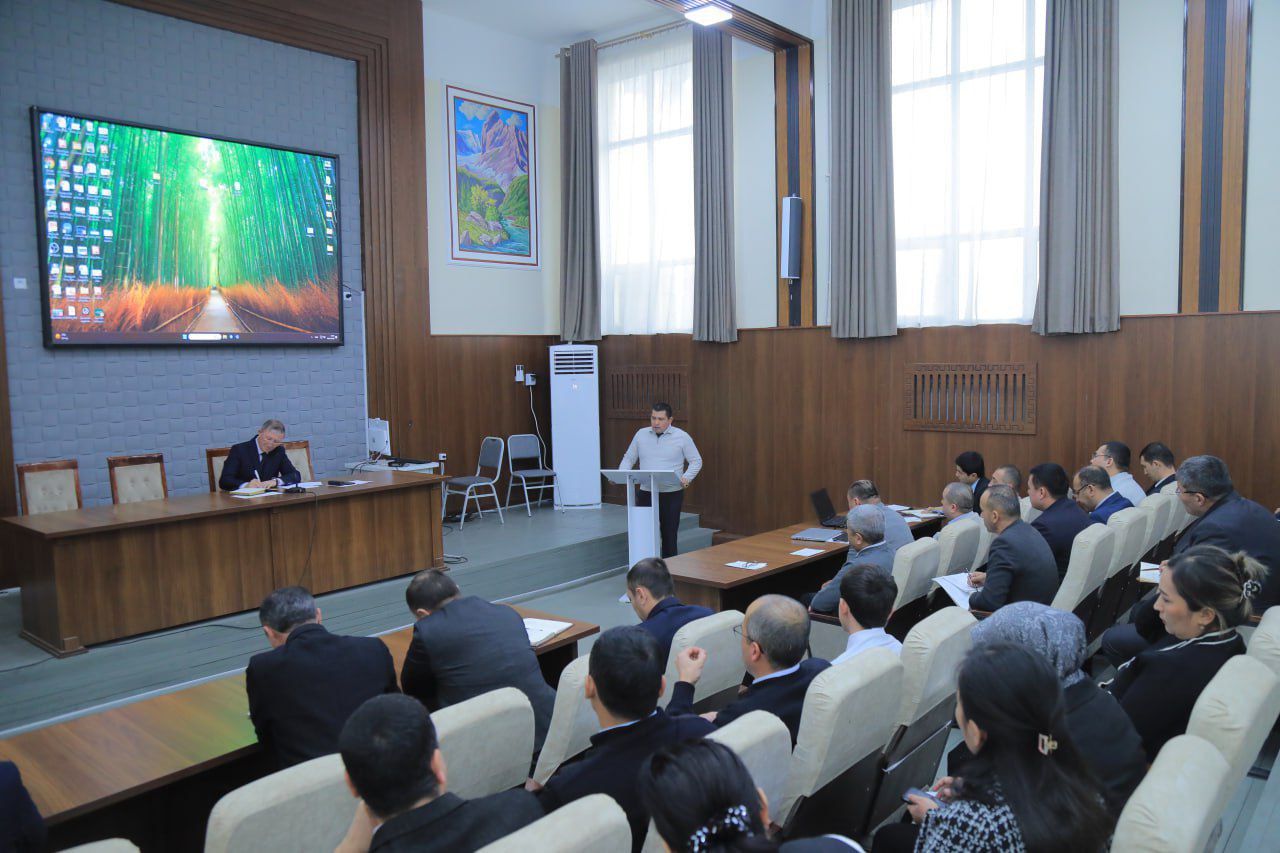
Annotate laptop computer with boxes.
[791,527,848,543]
[810,488,846,528]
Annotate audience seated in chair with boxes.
[1104,545,1259,761]
[246,587,398,770]
[1,760,45,853]
[954,451,989,507]
[872,643,1112,853]
[847,479,913,556]
[939,482,979,529]
[530,627,714,852]
[967,485,1058,613]
[811,506,895,614]
[832,565,902,665]
[1026,463,1093,581]
[399,570,556,752]
[1138,442,1178,495]
[626,557,714,662]
[988,464,1020,492]
[961,603,1145,815]
[639,740,865,853]
[1073,465,1133,525]
[1091,441,1148,509]
[334,694,541,853]
[669,595,830,745]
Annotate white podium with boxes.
[601,469,682,565]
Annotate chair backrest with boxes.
[1162,480,1195,534]
[477,794,631,853]
[108,453,167,504]
[708,711,794,822]
[1138,493,1174,554]
[506,434,543,471]
[1106,507,1151,578]
[661,611,746,706]
[896,607,976,726]
[934,518,980,575]
[1248,607,1280,677]
[973,524,994,569]
[531,654,597,783]
[16,459,82,514]
[477,436,505,478]
[1019,495,1041,525]
[1051,523,1115,612]
[206,447,232,492]
[61,842,141,853]
[1112,735,1232,853]
[890,537,941,609]
[1187,655,1280,785]
[775,648,904,826]
[433,687,534,799]
[204,753,350,853]
[283,440,313,481]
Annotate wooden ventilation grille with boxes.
[606,366,688,419]
[903,363,1037,434]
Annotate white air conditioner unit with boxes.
[550,344,602,507]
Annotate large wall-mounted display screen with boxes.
[32,108,343,346]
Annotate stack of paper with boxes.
[1138,561,1162,584]
[525,618,573,646]
[726,560,767,570]
[904,509,944,520]
[885,504,910,512]
[230,487,271,499]
[790,548,826,557]
[295,481,323,489]
[932,574,978,609]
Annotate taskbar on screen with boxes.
[47,330,341,345]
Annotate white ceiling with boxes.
[421,0,679,46]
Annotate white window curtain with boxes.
[598,27,694,335]
[892,0,1046,327]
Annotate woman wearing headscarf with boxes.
[959,602,1147,813]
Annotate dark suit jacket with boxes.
[1063,680,1148,814]
[1030,498,1094,580]
[401,596,556,751]
[1173,490,1280,609]
[1089,491,1133,524]
[1108,630,1245,761]
[637,596,714,663]
[0,761,45,853]
[219,436,301,490]
[971,477,990,506]
[669,658,831,745]
[370,789,543,853]
[1146,474,1176,496]
[537,709,715,852]
[245,623,399,769]
[968,520,1059,612]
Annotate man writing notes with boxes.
[619,402,702,558]
[220,418,302,491]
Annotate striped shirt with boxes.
[619,425,703,492]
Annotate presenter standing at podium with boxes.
[620,402,702,558]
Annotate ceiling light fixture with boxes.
[684,4,733,26]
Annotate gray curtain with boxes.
[559,40,602,341]
[692,27,737,343]
[1033,0,1119,335]
[829,0,897,339]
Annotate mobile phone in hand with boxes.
[903,787,942,805]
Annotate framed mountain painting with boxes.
[444,84,539,269]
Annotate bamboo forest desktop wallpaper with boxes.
[35,109,343,345]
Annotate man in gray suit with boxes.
[399,570,556,752]
[810,505,896,614]
[967,485,1059,612]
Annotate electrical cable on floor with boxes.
[293,489,321,588]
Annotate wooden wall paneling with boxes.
[1180,0,1207,312]
[796,42,816,325]
[774,54,791,325]
[1217,0,1251,311]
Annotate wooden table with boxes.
[0,605,598,840]
[2,471,445,656]
[667,514,943,612]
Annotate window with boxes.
[892,0,1045,327]
[598,28,694,335]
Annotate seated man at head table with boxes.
[246,586,399,769]
[808,504,895,615]
[399,569,557,753]
[219,417,302,491]
[626,556,714,663]
[668,595,830,745]
[334,694,543,853]
[833,564,902,665]
[530,627,715,852]
[847,478,913,555]
[967,484,1059,613]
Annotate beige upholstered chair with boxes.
[972,523,994,569]
[16,459,82,514]
[934,517,981,575]
[1138,493,1174,555]
[1050,523,1114,613]
[775,648,903,834]
[1247,608,1280,677]
[1187,656,1280,786]
[660,610,746,707]
[890,537,941,609]
[205,753,350,853]
[809,617,849,661]
[1161,480,1194,535]
[107,453,168,504]
[206,446,232,492]
[1106,508,1151,579]
[60,842,141,852]
[1019,495,1041,525]
[283,439,314,481]
[531,654,596,784]
[477,794,630,853]
[1112,735,1232,853]
[433,687,534,798]
[708,711,793,821]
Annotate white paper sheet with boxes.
[791,548,826,557]
[932,573,977,609]
[885,504,910,511]
[1138,561,1162,584]
[726,560,767,570]
[525,618,573,646]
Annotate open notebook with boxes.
[524,618,573,647]
[932,573,978,609]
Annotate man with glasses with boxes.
[1073,465,1133,524]
[1090,441,1147,508]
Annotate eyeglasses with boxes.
[732,625,750,642]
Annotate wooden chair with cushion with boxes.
[107,453,168,504]
[206,447,232,492]
[283,439,314,481]
[16,459,82,514]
